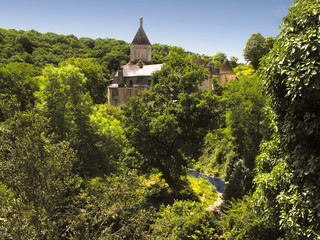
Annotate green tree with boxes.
[243,33,268,70]
[221,194,284,239]
[223,74,269,171]
[233,64,255,77]
[16,35,34,53]
[122,48,221,197]
[222,75,270,201]
[89,104,128,172]
[0,110,80,239]
[59,57,108,104]
[0,62,38,112]
[213,52,227,64]
[197,74,270,201]
[66,172,156,239]
[229,56,239,68]
[255,0,320,238]
[152,43,172,63]
[36,65,108,176]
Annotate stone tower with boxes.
[130,17,152,64]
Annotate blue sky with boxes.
[0,0,294,63]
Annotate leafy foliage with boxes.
[59,58,108,104]
[152,200,222,239]
[89,104,128,172]
[198,74,270,201]
[188,176,218,207]
[221,194,283,240]
[0,28,130,76]
[243,33,274,70]
[254,0,320,238]
[66,173,156,239]
[223,74,270,170]
[212,52,227,67]
[0,110,81,239]
[36,65,109,176]
[0,62,38,112]
[122,48,222,196]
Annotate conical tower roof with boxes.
[220,59,234,74]
[131,17,151,45]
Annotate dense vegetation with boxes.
[1,0,319,238]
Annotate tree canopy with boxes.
[122,48,222,196]
[243,33,274,70]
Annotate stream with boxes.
[189,169,225,193]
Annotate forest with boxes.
[1,0,320,239]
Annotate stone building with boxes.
[108,18,237,106]
[108,17,163,106]
[199,58,237,91]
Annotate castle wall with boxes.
[218,74,237,84]
[108,86,148,107]
[199,78,213,90]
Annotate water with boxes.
[189,169,225,193]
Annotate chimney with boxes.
[140,16,143,28]
[118,67,124,87]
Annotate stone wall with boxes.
[108,86,148,107]
[130,44,152,64]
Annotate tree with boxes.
[89,104,128,172]
[37,65,108,176]
[243,33,268,70]
[223,74,270,171]
[229,56,239,68]
[122,48,221,197]
[255,0,320,238]
[66,173,156,239]
[152,43,172,63]
[59,58,108,104]
[16,35,34,53]
[213,52,227,64]
[201,74,270,201]
[0,110,80,239]
[0,62,38,111]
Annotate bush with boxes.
[152,200,222,239]
[221,195,283,239]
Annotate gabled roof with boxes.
[131,17,151,45]
[220,59,235,74]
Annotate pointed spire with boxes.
[131,17,151,45]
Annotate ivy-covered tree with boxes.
[253,0,320,238]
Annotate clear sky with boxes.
[0,0,294,63]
